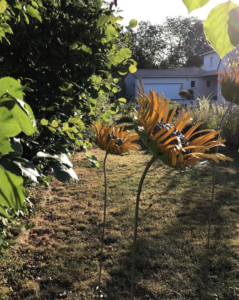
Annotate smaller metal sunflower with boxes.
[217,67,239,104]
[135,79,233,168]
[89,121,141,154]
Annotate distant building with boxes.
[125,49,232,105]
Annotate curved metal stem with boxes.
[98,152,108,296]
[131,155,157,300]
[204,101,233,299]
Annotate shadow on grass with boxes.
[1,149,238,300]
[105,149,239,300]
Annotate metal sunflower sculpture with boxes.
[130,79,233,300]
[89,120,140,297]
[217,67,239,105]
[134,79,232,168]
[89,120,140,155]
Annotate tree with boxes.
[128,21,166,69]
[160,16,212,68]
[0,0,136,222]
[128,17,211,69]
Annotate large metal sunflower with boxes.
[135,80,233,168]
[217,67,239,104]
[89,121,141,154]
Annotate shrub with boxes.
[187,96,239,148]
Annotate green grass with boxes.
[0,146,239,300]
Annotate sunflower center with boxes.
[106,133,124,146]
[152,121,191,153]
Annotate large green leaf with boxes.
[0,0,7,13]
[100,112,111,122]
[0,168,26,211]
[36,152,72,167]
[228,6,239,46]
[50,162,79,183]
[105,24,118,41]
[0,107,21,137]
[97,15,110,26]
[204,1,238,58]
[5,100,37,136]
[13,158,40,183]
[0,77,24,100]
[129,64,137,73]
[9,138,23,158]
[109,48,132,65]
[0,132,12,154]
[183,0,211,13]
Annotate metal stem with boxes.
[131,155,157,300]
[98,152,108,296]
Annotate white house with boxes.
[125,49,230,105]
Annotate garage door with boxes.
[144,83,182,100]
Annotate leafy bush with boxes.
[179,90,190,99]
[0,0,137,225]
[187,96,239,148]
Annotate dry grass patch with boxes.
[0,146,239,300]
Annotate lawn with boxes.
[0,145,239,300]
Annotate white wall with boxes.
[201,52,220,71]
[135,76,217,103]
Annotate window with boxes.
[191,81,195,87]
[210,57,213,66]
[207,81,211,87]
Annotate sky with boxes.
[105,0,239,27]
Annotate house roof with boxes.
[132,67,217,78]
[200,50,216,56]
[200,69,218,76]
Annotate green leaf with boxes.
[0,168,26,211]
[0,158,21,176]
[0,132,12,154]
[70,43,78,50]
[9,138,23,157]
[105,24,118,41]
[40,118,48,126]
[108,104,119,115]
[118,65,129,75]
[0,77,24,100]
[228,6,239,46]
[82,45,92,54]
[58,153,73,167]
[128,19,137,29]
[129,64,137,73]
[0,107,21,137]
[62,122,69,131]
[183,0,211,13]
[93,0,102,9]
[59,80,73,91]
[26,5,42,22]
[97,15,110,26]
[109,48,132,65]
[3,99,36,136]
[100,112,111,122]
[13,158,40,183]
[0,23,13,35]
[51,120,58,127]
[0,0,7,13]
[50,162,79,182]
[91,75,102,85]
[118,97,126,104]
[204,1,238,58]
[85,151,99,167]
